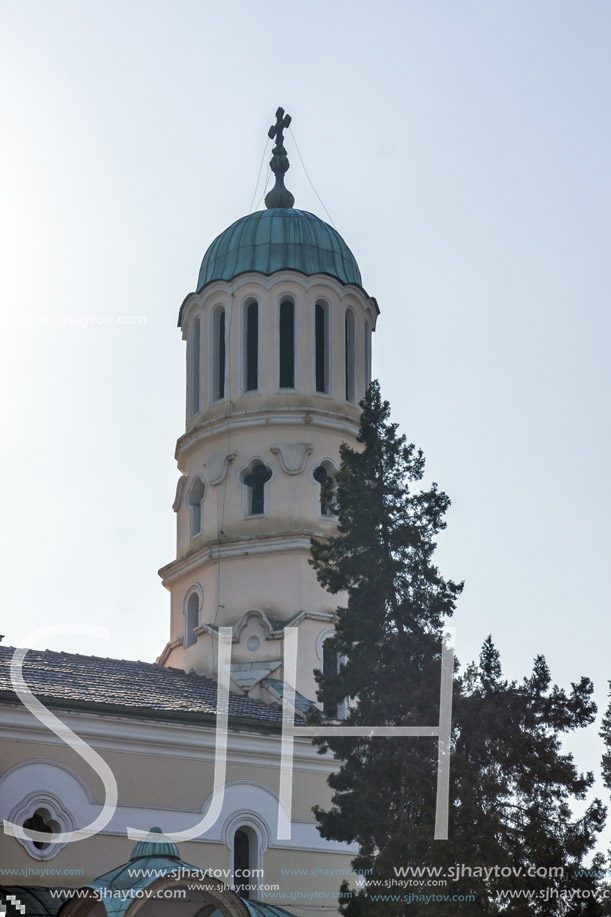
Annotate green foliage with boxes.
[309,381,605,915]
[452,642,605,913]
[600,684,611,795]
[597,686,611,913]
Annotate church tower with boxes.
[158,110,379,707]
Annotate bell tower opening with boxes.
[279,299,295,389]
[241,462,273,516]
[189,317,201,416]
[345,308,356,403]
[211,306,226,402]
[315,301,329,394]
[244,300,259,392]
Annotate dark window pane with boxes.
[245,463,272,515]
[314,465,335,516]
[234,829,250,899]
[279,300,295,388]
[345,310,356,402]
[315,304,326,393]
[323,644,338,719]
[23,811,53,851]
[218,309,225,399]
[246,302,258,391]
[190,319,200,416]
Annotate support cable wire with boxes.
[249,138,271,213]
[254,167,272,212]
[289,126,336,227]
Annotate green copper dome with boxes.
[197,208,362,293]
[129,826,180,860]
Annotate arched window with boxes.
[322,640,340,719]
[245,301,259,392]
[190,317,201,416]
[233,828,251,898]
[279,299,295,389]
[241,462,272,516]
[364,320,372,390]
[313,462,337,517]
[184,589,200,648]
[314,302,329,394]
[211,306,226,402]
[345,308,356,403]
[187,477,205,537]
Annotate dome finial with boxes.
[265,107,295,209]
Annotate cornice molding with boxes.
[0,705,337,773]
[197,608,337,643]
[180,270,379,335]
[176,407,360,466]
[159,533,322,585]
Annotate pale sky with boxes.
[1,0,610,837]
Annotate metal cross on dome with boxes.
[268,107,291,151]
[265,106,295,209]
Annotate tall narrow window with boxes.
[322,641,339,719]
[245,301,259,392]
[242,462,272,516]
[190,318,201,416]
[313,462,337,517]
[345,309,356,403]
[279,299,295,388]
[364,320,372,390]
[315,302,328,393]
[211,307,226,401]
[184,590,199,648]
[234,829,250,898]
[187,477,205,537]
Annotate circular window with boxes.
[247,636,260,652]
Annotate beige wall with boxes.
[0,708,357,915]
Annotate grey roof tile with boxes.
[0,646,295,726]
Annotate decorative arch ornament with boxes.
[203,451,236,486]
[270,443,312,475]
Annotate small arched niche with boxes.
[187,477,205,538]
[183,586,202,649]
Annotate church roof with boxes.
[0,646,296,726]
[196,208,362,294]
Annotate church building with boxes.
[0,109,379,917]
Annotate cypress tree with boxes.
[310,381,605,915]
